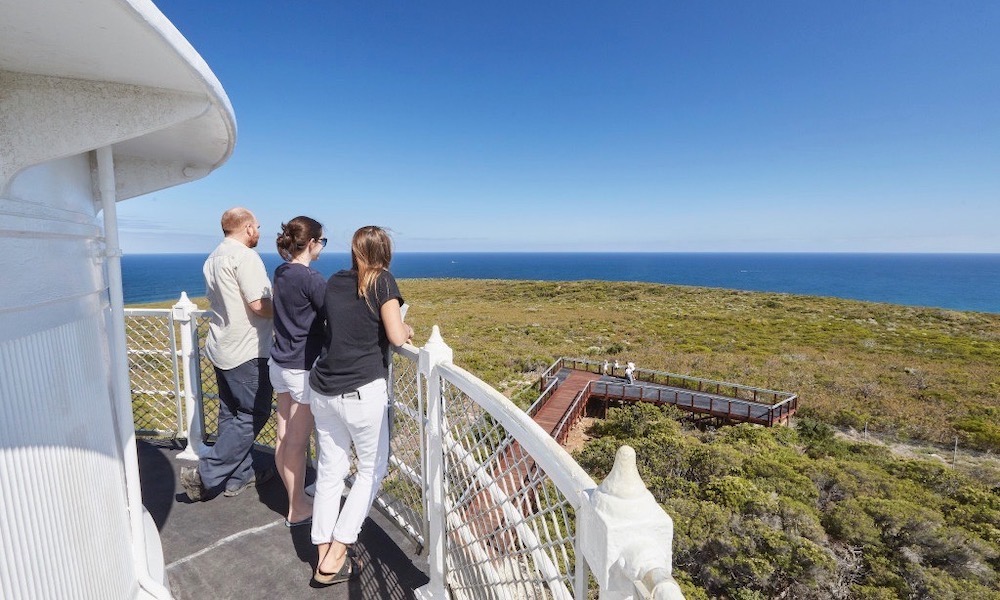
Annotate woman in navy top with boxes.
[268,216,327,527]
[308,225,412,587]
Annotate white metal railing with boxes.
[124,294,684,599]
[125,309,184,437]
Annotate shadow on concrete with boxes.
[138,438,179,530]
[137,439,429,599]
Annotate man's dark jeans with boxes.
[198,358,273,493]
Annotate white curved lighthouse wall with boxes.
[0,155,138,597]
[1,1,236,597]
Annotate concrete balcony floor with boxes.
[138,439,430,599]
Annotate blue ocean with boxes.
[122,253,1000,314]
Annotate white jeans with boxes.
[309,378,390,545]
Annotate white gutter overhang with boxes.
[0,0,237,199]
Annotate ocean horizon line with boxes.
[124,250,1000,256]
[122,252,1000,313]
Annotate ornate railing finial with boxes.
[597,445,647,500]
[581,444,684,599]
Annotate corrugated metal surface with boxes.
[0,315,138,599]
[1,153,141,599]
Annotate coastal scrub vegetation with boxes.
[575,404,1000,599]
[391,279,1000,453]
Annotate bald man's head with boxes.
[220,207,261,248]
[221,207,255,235]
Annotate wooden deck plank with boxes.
[531,370,596,436]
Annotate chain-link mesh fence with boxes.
[192,311,280,448]
[125,310,183,437]
[194,312,219,441]
[369,347,427,547]
[438,377,584,599]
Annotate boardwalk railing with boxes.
[561,357,796,406]
[124,296,684,600]
[553,357,798,426]
[551,388,589,446]
[537,358,567,391]
[590,381,776,426]
[526,376,560,418]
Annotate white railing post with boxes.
[415,325,453,600]
[578,446,684,600]
[173,292,206,461]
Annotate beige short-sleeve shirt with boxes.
[203,238,273,370]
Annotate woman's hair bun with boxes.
[275,216,323,260]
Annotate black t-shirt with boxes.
[269,262,327,369]
[309,269,403,396]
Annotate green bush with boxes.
[702,476,769,513]
[831,408,870,430]
[953,408,1000,450]
[744,455,820,506]
[796,417,843,458]
[852,584,903,600]
[581,412,1000,598]
[824,499,881,546]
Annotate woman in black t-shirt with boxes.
[307,225,413,587]
[269,216,327,527]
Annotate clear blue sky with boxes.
[119,1,1000,254]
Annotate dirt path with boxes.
[563,416,597,454]
[834,426,1000,484]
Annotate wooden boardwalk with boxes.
[529,364,798,442]
[532,370,595,436]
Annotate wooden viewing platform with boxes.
[443,357,799,554]
[529,358,799,444]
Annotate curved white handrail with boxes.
[435,361,597,508]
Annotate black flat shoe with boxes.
[310,556,352,588]
[284,516,312,528]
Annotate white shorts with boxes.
[268,359,312,405]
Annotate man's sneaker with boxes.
[223,467,276,497]
[180,466,205,502]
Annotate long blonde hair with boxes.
[351,226,393,306]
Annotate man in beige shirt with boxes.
[181,207,275,501]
